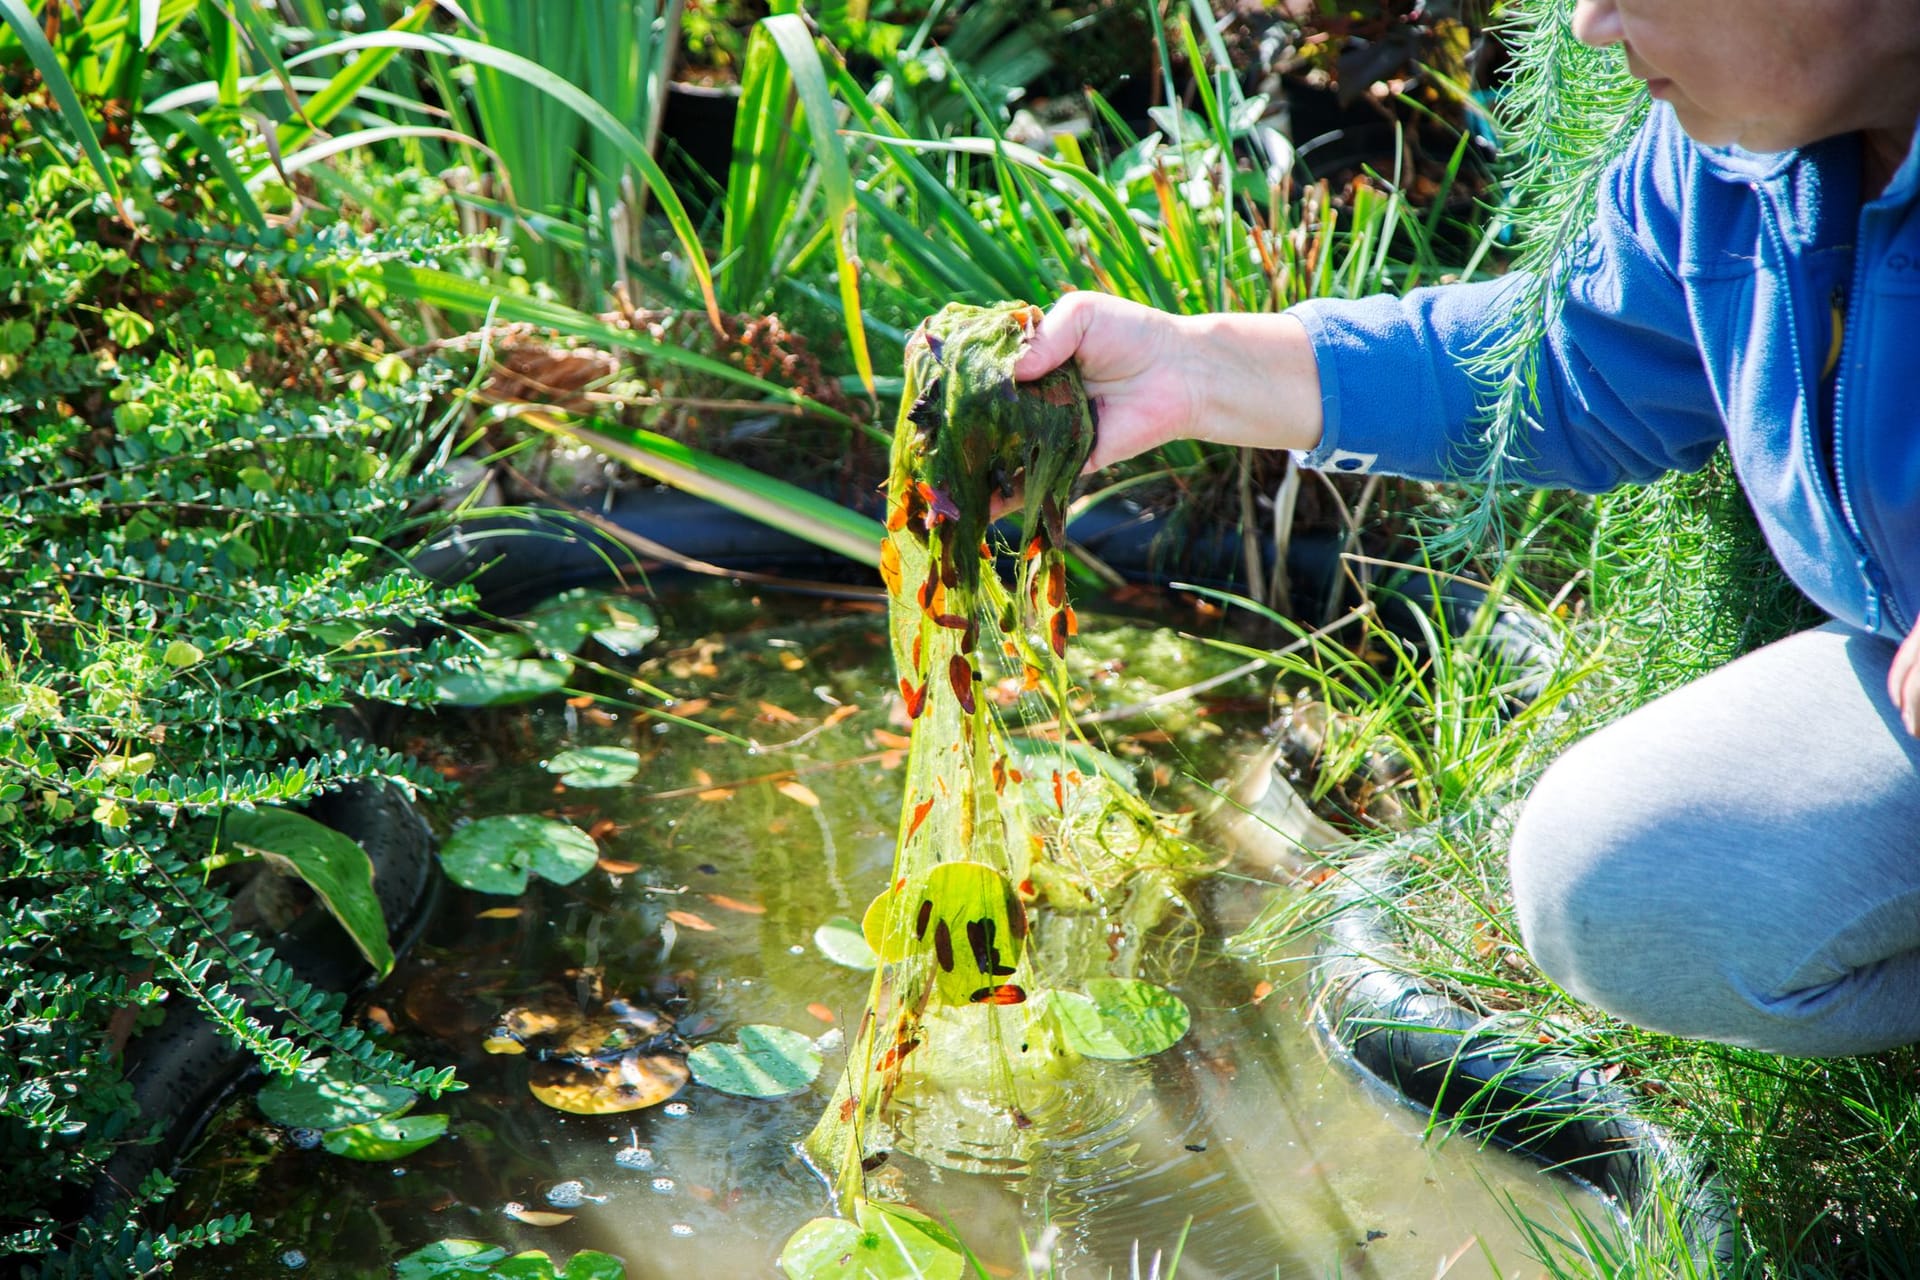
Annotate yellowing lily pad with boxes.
[862,862,1028,1006]
[778,1199,964,1280]
[687,1025,823,1098]
[528,1053,688,1115]
[1051,978,1190,1060]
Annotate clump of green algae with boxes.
[789,305,1216,1269]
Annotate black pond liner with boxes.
[1312,857,1739,1267]
[114,487,1727,1268]
[94,782,441,1225]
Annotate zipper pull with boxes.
[1860,557,1884,632]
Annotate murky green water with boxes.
[169,587,1603,1279]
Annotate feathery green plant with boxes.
[1449,0,1645,550]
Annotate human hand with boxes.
[1891,615,1920,737]
[1012,293,1324,474]
[1012,293,1204,472]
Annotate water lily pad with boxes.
[526,589,659,658]
[435,656,574,707]
[321,1113,449,1160]
[543,747,640,789]
[779,1199,964,1280]
[257,1057,415,1131]
[528,1052,688,1115]
[441,815,599,895]
[813,917,878,970]
[396,1242,625,1280]
[1051,978,1190,1060]
[688,1025,823,1098]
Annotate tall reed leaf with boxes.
[0,0,123,202]
[283,29,724,330]
[761,13,875,398]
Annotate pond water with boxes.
[168,586,1603,1279]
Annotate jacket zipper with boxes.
[1761,185,1897,634]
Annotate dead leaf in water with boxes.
[598,857,642,875]
[706,894,766,915]
[806,1003,836,1024]
[666,910,716,932]
[477,907,523,920]
[757,700,801,725]
[776,780,821,808]
[822,704,860,728]
[697,788,735,802]
[503,1205,575,1228]
[871,729,912,750]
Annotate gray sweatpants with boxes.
[1509,623,1920,1057]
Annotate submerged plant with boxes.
[786,303,1215,1274]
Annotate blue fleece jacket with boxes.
[1290,103,1918,641]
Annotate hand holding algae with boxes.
[782,303,1212,1278]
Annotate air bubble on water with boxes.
[392,1168,406,1178]
[287,1127,322,1150]
[788,944,805,955]
[670,1224,694,1238]
[615,1144,655,1171]
[663,1101,691,1117]
[814,1027,844,1054]
[545,1179,606,1207]
[280,1250,307,1270]
[650,1177,675,1194]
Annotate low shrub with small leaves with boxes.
[0,90,473,1275]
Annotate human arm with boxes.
[1892,618,1920,737]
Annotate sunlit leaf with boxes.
[435,656,574,707]
[861,862,1028,1005]
[528,1053,688,1115]
[441,815,599,895]
[778,1200,965,1280]
[812,917,877,970]
[257,1057,415,1131]
[1051,978,1190,1060]
[687,1025,822,1099]
[543,747,641,789]
[321,1113,449,1160]
[525,589,659,657]
[222,809,393,976]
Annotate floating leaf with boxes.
[806,1003,836,1024]
[706,894,766,915]
[758,700,802,724]
[441,815,599,895]
[526,589,659,657]
[1051,978,1190,1060]
[861,862,1028,1005]
[665,909,715,932]
[528,1052,688,1115]
[778,1200,965,1280]
[436,656,574,707]
[321,1113,449,1160]
[504,1204,575,1228]
[543,747,641,789]
[775,779,821,807]
[222,808,394,976]
[812,917,878,970]
[257,1057,415,1131]
[396,1243,625,1280]
[687,1024,823,1098]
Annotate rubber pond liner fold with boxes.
[1311,852,1739,1267]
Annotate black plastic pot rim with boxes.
[1311,854,1737,1268]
